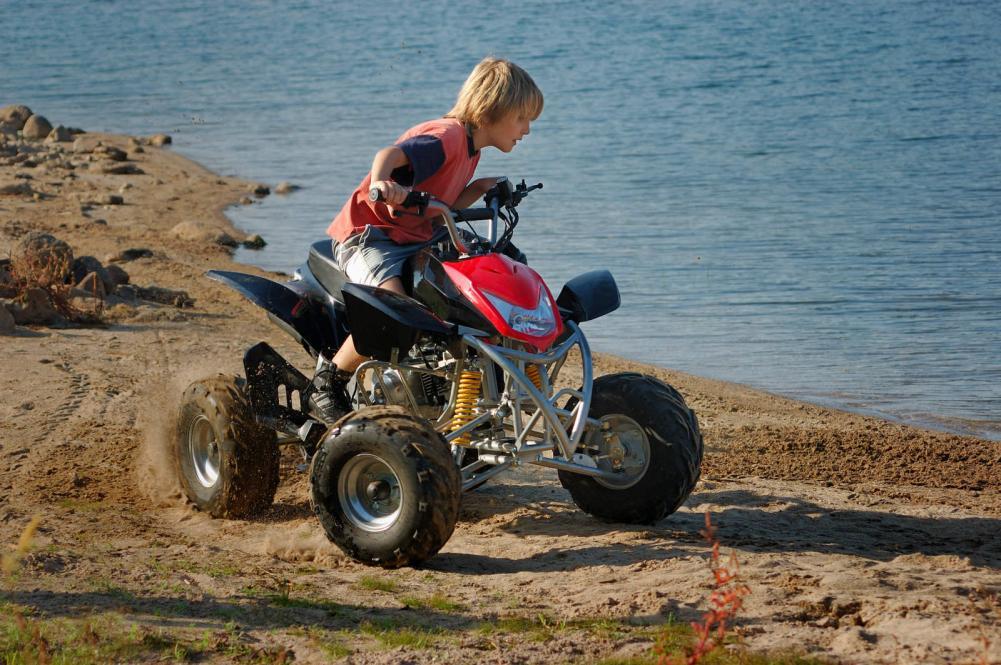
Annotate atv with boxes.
[174,177,702,568]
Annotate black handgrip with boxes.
[455,208,495,221]
[368,188,429,209]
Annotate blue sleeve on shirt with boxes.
[395,135,446,186]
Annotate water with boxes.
[4,0,999,439]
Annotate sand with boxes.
[1,126,999,664]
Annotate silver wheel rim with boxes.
[593,414,651,490]
[337,453,403,532]
[187,415,221,489]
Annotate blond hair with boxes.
[446,57,543,128]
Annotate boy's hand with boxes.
[369,180,410,207]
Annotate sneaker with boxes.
[307,369,352,423]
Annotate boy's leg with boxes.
[310,276,405,421]
[331,276,404,372]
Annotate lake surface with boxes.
[4,0,999,439]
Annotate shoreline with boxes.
[2,116,998,664]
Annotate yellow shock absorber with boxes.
[450,370,482,445]
[525,363,543,392]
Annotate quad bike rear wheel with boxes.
[310,406,461,568]
[558,372,702,523]
[173,375,280,518]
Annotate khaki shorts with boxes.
[332,225,448,287]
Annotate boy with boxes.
[309,57,544,421]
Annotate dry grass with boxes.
[5,247,102,325]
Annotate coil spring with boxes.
[450,370,482,445]
[419,371,440,405]
[525,363,543,391]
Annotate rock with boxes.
[0,105,33,130]
[147,133,172,147]
[10,287,61,325]
[0,182,33,196]
[69,293,103,315]
[0,122,17,138]
[242,234,267,250]
[100,163,144,175]
[0,303,15,334]
[22,115,54,140]
[46,126,72,143]
[250,183,270,198]
[71,256,105,284]
[170,220,238,247]
[95,145,127,161]
[104,164,144,176]
[105,248,152,263]
[104,264,129,287]
[117,284,193,308]
[72,136,102,153]
[75,271,107,299]
[274,181,300,195]
[119,183,133,193]
[239,196,254,205]
[13,233,74,284]
[97,194,124,205]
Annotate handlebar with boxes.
[367,178,541,256]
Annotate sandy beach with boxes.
[1,114,999,663]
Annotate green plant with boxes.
[400,592,465,613]
[357,575,397,592]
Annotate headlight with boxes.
[482,289,556,336]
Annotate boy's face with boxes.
[484,112,531,153]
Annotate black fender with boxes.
[556,270,621,323]
[342,282,456,361]
[207,270,346,358]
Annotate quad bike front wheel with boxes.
[173,375,280,518]
[310,406,461,568]
[558,372,703,524]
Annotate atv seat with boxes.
[307,240,349,303]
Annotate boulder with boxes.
[242,234,267,249]
[0,303,15,334]
[46,126,72,143]
[95,145,127,161]
[274,181,300,195]
[147,133,172,147]
[105,248,153,263]
[250,183,270,198]
[71,256,104,283]
[100,163,144,175]
[0,182,33,196]
[116,284,193,308]
[170,220,238,247]
[72,136,102,153]
[22,115,54,140]
[10,287,61,325]
[104,263,129,287]
[13,233,74,284]
[0,122,17,138]
[0,105,33,131]
[75,271,108,299]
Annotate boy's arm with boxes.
[452,177,498,210]
[369,146,410,205]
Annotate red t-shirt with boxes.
[327,117,481,244]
